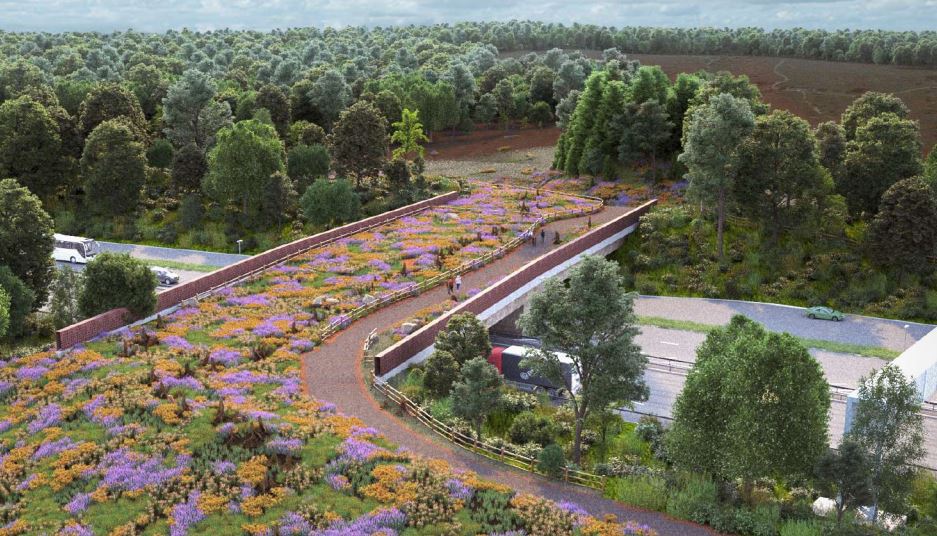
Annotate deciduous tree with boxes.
[288,120,326,148]
[528,101,553,128]
[171,142,208,192]
[842,91,910,141]
[667,315,830,485]
[287,144,330,194]
[78,83,147,141]
[434,313,492,366]
[867,177,937,273]
[0,266,35,339]
[0,95,65,203]
[423,349,460,398]
[847,364,925,521]
[451,356,503,439]
[78,253,156,318]
[815,439,872,524]
[204,119,285,217]
[329,101,387,186]
[81,119,147,216]
[162,69,232,149]
[518,255,647,464]
[49,266,82,329]
[300,179,360,226]
[734,110,827,240]
[0,179,54,304]
[841,113,922,215]
[255,84,291,139]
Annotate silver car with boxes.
[150,266,180,285]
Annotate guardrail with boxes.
[371,373,608,489]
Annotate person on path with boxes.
[540,228,546,245]
[447,277,454,295]
[455,274,462,292]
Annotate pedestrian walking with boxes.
[455,275,462,292]
[540,228,546,244]
[447,277,454,295]
[587,216,592,229]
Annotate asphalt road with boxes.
[97,241,249,266]
[635,296,935,352]
[494,321,937,469]
[55,242,248,291]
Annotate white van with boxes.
[52,234,100,264]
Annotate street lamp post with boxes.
[237,239,243,255]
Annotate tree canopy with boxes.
[518,255,647,463]
[0,178,54,304]
[78,252,156,318]
[667,315,830,483]
[204,119,285,218]
[847,364,925,521]
[679,93,755,260]
[81,119,147,215]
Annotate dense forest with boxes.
[1,20,937,348]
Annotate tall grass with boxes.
[605,475,669,512]
[779,519,825,536]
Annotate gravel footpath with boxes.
[301,205,716,536]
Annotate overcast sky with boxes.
[0,1,933,33]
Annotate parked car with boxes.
[150,266,180,285]
[806,306,844,321]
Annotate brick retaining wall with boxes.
[56,191,459,350]
[374,199,656,376]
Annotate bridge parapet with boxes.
[374,200,657,379]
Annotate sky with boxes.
[0,1,934,33]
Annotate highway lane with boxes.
[629,367,937,469]
[635,296,935,352]
[55,261,205,292]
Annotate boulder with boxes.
[399,322,418,335]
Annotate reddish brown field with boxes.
[436,54,937,161]
[425,125,560,160]
[631,54,937,151]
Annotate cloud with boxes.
[0,0,929,32]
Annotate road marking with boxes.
[660,341,679,346]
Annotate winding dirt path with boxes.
[301,205,716,536]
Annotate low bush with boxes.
[537,444,566,479]
[508,411,558,447]
[605,475,669,512]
